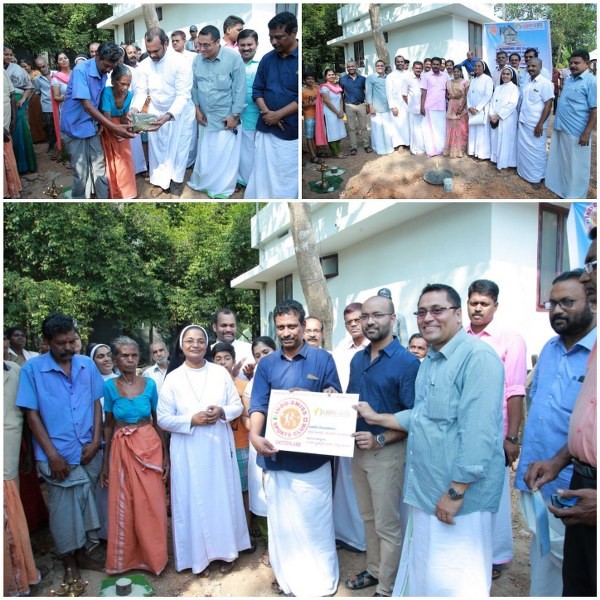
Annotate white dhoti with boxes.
[408,112,426,155]
[519,491,564,596]
[517,123,548,183]
[187,125,242,198]
[394,506,493,597]
[148,99,195,190]
[423,109,446,157]
[248,443,267,516]
[389,103,410,147]
[468,119,492,160]
[545,129,592,199]
[332,456,366,551]
[265,462,339,597]
[369,112,394,155]
[244,131,298,199]
[130,134,147,174]
[237,128,256,187]
[491,467,513,564]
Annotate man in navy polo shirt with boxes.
[345,295,420,597]
[339,60,372,155]
[250,299,341,596]
[244,11,298,199]
[61,41,134,198]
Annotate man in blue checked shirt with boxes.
[515,270,596,595]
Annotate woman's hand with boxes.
[162,454,170,483]
[100,462,109,488]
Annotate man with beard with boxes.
[466,279,527,581]
[16,313,105,588]
[386,52,410,150]
[345,295,420,596]
[525,229,598,598]
[130,27,194,198]
[420,56,449,156]
[142,340,170,392]
[515,270,595,595]
[212,308,254,379]
[402,61,426,155]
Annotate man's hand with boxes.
[205,405,224,423]
[110,122,135,139]
[435,492,463,525]
[534,123,544,138]
[261,110,285,131]
[548,488,597,526]
[352,430,379,450]
[250,431,278,457]
[524,458,562,491]
[391,107,399,117]
[579,131,591,146]
[148,113,172,132]
[80,440,100,465]
[48,454,69,482]
[191,410,215,426]
[196,109,207,126]
[223,115,239,130]
[504,439,520,467]
[16,98,25,109]
[242,362,255,380]
[354,401,378,424]
[420,107,426,117]
[232,358,246,379]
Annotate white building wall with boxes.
[252,202,555,366]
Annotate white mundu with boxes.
[131,49,195,190]
[402,74,426,155]
[386,69,410,146]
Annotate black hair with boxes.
[213,342,236,359]
[200,25,221,41]
[343,302,362,316]
[552,269,585,285]
[171,30,186,39]
[509,52,521,60]
[268,11,297,34]
[323,67,335,78]
[251,336,277,353]
[223,15,245,34]
[431,56,442,64]
[409,333,426,343]
[273,299,305,323]
[468,279,499,302]
[213,308,236,325]
[590,226,597,240]
[424,57,432,63]
[97,41,123,63]
[238,28,258,43]
[446,59,454,66]
[145,28,169,45]
[41,312,76,341]
[570,49,590,62]
[496,50,507,57]
[6,326,24,339]
[524,47,539,58]
[413,60,423,68]
[54,50,69,65]
[303,69,316,79]
[419,284,462,309]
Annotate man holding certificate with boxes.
[249,299,342,597]
[345,295,420,597]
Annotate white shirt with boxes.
[332,337,369,392]
[402,74,424,115]
[386,68,409,110]
[518,75,554,127]
[143,363,169,392]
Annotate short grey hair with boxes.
[111,336,138,357]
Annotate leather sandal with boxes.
[345,570,379,591]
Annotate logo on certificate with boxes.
[270,397,310,439]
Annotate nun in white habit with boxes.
[489,66,520,169]
[467,60,494,160]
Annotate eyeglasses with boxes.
[197,41,217,50]
[584,260,597,273]
[544,299,576,310]
[183,338,206,346]
[359,312,393,321]
[414,306,459,319]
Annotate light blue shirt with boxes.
[515,328,596,500]
[16,353,105,464]
[241,59,260,131]
[396,328,505,516]
[554,69,597,137]
[366,73,389,113]
[104,377,158,423]
[191,45,246,132]
[33,71,56,112]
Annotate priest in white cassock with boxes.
[516,58,554,190]
[402,61,426,155]
[187,25,245,199]
[130,28,195,198]
[386,52,410,149]
[157,325,250,577]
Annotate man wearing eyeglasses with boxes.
[466,279,527,581]
[525,228,597,598]
[513,269,596,595]
[345,295,420,597]
[187,24,245,199]
[355,283,505,596]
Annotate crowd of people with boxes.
[3,10,298,200]
[303,47,596,198]
[4,227,596,598]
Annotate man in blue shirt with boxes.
[546,49,597,199]
[455,50,481,77]
[356,283,505,596]
[515,270,595,596]
[345,295,419,597]
[339,61,372,155]
[244,11,298,199]
[16,313,105,588]
[61,41,134,198]
[250,299,341,596]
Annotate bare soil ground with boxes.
[28,470,530,597]
[302,115,597,200]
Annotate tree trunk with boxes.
[288,203,334,350]
[142,4,160,31]
[368,3,390,66]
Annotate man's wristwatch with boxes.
[376,433,386,447]
[448,487,465,501]
[166,112,174,121]
[505,436,519,444]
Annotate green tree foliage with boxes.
[494,4,597,66]
[4,203,259,341]
[302,3,345,78]
[4,4,114,60]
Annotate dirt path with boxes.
[302,115,597,200]
[28,471,531,597]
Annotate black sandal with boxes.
[345,570,379,591]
